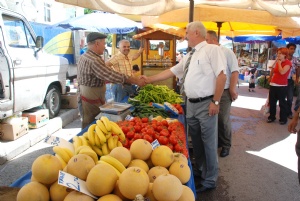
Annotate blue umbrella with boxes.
[226,35,282,43]
[285,36,300,45]
[48,12,141,34]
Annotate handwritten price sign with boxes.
[44,135,74,153]
[58,170,98,199]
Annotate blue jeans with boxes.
[112,84,134,102]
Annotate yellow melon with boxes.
[97,194,122,201]
[130,139,153,160]
[127,159,149,173]
[109,147,132,167]
[64,191,94,201]
[86,163,118,196]
[144,183,158,201]
[113,180,131,201]
[152,174,183,201]
[118,167,150,199]
[147,166,169,182]
[177,185,195,201]
[169,161,191,184]
[151,145,174,168]
[31,154,62,185]
[173,152,188,164]
[49,181,72,201]
[16,181,49,201]
[67,154,95,181]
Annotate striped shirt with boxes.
[108,51,133,76]
[77,50,127,87]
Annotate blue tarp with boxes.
[226,35,282,43]
[47,12,141,34]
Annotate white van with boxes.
[0,7,69,119]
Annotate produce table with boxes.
[10,115,196,198]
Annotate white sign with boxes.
[151,139,160,150]
[44,135,74,153]
[58,170,98,199]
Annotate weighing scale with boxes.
[95,102,132,122]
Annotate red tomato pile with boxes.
[117,117,189,158]
[172,103,184,114]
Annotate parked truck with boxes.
[0,7,69,119]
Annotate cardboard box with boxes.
[0,117,29,141]
[61,93,78,109]
[22,109,49,128]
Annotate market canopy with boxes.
[55,0,300,17]
[141,5,300,37]
[48,12,142,34]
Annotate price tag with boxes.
[44,135,74,153]
[125,114,133,120]
[58,170,98,199]
[151,139,160,150]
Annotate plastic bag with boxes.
[262,95,270,116]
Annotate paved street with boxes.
[1,80,300,200]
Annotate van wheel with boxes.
[44,86,61,119]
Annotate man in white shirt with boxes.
[206,30,239,158]
[142,21,227,192]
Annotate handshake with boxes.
[131,75,151,87]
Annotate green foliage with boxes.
[257,77,270,89]
[84,9,93,14]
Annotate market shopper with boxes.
[286,43,298,119]
[106,40,144,102]
[206,30,239,158]
[287,107,300,185]
[267,47,292,125]
[142,21,227,192]
[77,32,145,129]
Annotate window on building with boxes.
[44,3,51,22]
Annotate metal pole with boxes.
[216,22,223,43]
[189,0,194,23]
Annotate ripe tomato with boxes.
[133,133,142,140]
[143,134,153,143]
[160,129,170,137]
[158,136,169,145]
[126,131,135,139]
[169,134,178,145]
[146,128,155,136]
[161,120,169,127]
[141,117,149,123]
[134,125,142,133]
[166,143,174,151]
[122,140,130,148]
[121,126,129,134]
[174,144,183,152]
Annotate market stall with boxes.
[133,28,184,90]
[10,95,197,200]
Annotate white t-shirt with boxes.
[171,41,227,98]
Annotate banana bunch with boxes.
[52,146,74,168]
[97,155,126,177]
[75,145,98,163]
[71,116,125,158]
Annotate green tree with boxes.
[84,9,93,14]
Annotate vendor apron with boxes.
[80,85,106,129]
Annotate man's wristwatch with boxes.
[212,100,219,106]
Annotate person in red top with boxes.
[267,47,292,125]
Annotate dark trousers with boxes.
[268,85,288,122]
[218,90,232,149]
[287,79,294,116]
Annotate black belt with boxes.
[188,95,213,103]
[224,88,229,91]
